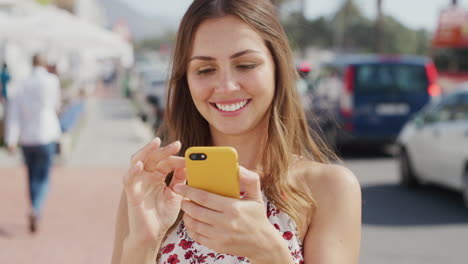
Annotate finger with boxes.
[130,137,161,165]
[169,168,187,189]
[144,141,181,172]
[154,156,186,176]
[181,199,222,225]
[123,160,143,187]
[173,184,230,212]
[239,166,262,201]
[183,213,216,239]
[185,228,211,248]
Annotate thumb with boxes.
[239,166,262,202]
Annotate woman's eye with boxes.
[197,68,215,75]
[237,64,257,70]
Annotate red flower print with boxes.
[207,253,215,258]
[291,249,301,259]
[237,256,246,261]
[274,223,280,230]
[299,260,304,264]
[179,239,193,250]
[282,231,293,240]
[162,243,175,254]
[184,250,193,259]
[167,254,180,264]
[198,254,208,263]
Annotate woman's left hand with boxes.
[173,166,283,260]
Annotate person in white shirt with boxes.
[5,54,62,233]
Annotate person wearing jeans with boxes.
[22,143,57,219]
[5,54,61,233]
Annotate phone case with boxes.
[185,146,240,199]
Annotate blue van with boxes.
[307,55,441,148]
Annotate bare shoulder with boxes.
[292,160,362,263]
[292,160,361,200]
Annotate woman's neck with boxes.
[210,122,268,175]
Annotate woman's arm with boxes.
[111,191,165,264]
[303,164,362,264]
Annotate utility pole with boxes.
[334,0,350,52]
[375,0,384,53]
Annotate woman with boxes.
[112,0,361,263]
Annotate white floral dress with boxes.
[157,194,304,264]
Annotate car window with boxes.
[426,93,459,123]
[451,93,468,121]
[354,64,428,93]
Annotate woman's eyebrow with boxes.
[230,49,260,59]
[189,49,260,62]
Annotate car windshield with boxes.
[432,48,468,73]
[354,64,429,93]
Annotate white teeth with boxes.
[215,100,248,112]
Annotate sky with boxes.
[121,0,467,32]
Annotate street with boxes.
[0,88,153,264]
[1,91,467,263]
[344,148,468,264]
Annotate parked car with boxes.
[307,54,441,148]
[397,84,468,207]
[131,65,168,131]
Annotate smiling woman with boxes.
[112,1,362,264]
[186,15,275,136]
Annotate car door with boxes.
[435,93,468,189]
[410,95,459,182]
[353,64,429,140]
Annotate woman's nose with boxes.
[217,69,239,92]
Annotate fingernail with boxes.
[239,167,248,174]
[132,161,142,173]
[152,137,161,146]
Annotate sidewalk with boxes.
[0,88,153,264]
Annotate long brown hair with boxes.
[161,0,338,233]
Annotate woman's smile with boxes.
[210,99,252,115]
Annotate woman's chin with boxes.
[211,123,251,136]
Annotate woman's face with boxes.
[187,15,275,136]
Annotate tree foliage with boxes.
[135,31,176,52]
[282,0,430,55]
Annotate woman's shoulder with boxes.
[290,159,361,202]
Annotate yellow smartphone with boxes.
[185,146,240,199]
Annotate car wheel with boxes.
[399,148,419,188]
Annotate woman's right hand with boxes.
[123,137,186,246]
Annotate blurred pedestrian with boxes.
[112,1,361,263]
[0,62,10,103]
[1,62,11,144]
[5,54,62,233]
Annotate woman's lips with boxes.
[210,99,251,114]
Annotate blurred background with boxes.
[0,0,467,263]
